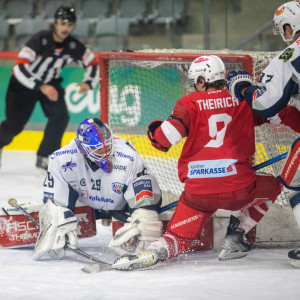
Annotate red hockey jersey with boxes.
[154,89,256,194]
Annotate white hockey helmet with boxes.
[273,1,300,43]
[188,55,225,85]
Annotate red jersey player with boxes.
[111,55,283,270]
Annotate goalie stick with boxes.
[7,198,110,268]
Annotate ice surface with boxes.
[0,151,299,300]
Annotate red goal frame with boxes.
[98,51,254,124]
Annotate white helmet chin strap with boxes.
[281,30,295,44]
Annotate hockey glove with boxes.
[147,120,170,152]
[32,201,78,261]
[226,70,253,101]
[109,208,163,255]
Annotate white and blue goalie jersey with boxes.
[43,136,162,213]
[244,36,300,117]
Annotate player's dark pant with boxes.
[0,76,69,157]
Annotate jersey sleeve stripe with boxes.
[161,121,183,145]
[15,58,31,65]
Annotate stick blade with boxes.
[81,263,112,274]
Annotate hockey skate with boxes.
[218,215,253,261]
[111,248,168,271]
[288,249,300,268]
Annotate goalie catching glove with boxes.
[109,208,163,255]
[226,70,254,101]
[32,201,78,261]
[147,120,170,152]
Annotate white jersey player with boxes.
[32,118,163,260]
[226,1,300,267]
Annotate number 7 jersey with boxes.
[154,89,256,194]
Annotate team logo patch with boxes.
[253,86,266,101]
[51,149,77,159]
[188,159,237,179]
[194,57,209,63]
[112,182,124,194]
[43,192,54,203]
[78,188,88,199]
[275,6,285,16]
[116,151,134,161]
[55,47,63,56]
[133,179,153,203]
[61,160,77,172]
[113,164,127,172]
[88,195,115,203]
[279,48,294,62]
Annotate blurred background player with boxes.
[111,55,282,270]
[32,118,162,260]
[0,6,99,173]
[225,1,300,266]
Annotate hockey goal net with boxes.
[98,49,298,209]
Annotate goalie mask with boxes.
[188,55,225,85]
[273,1,300,43]
[75,118,113,173]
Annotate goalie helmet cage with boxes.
[98,49,300,247]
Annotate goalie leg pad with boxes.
[279,137,300,191]
[109,208,162,255]
[32,201,78,261]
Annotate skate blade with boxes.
[81,262,113,274]
[218,250,248,261]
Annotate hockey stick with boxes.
[159,151,288,213]
[252,151,288,170]
[7,198,110,266]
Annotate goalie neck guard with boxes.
[75,118,113,173]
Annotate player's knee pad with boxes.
[279,137,300,191]
[167,201,211,239]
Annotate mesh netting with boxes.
[102,49,298,207]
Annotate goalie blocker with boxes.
[0,201,96,248]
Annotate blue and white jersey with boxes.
[43,136,161,213]
[244,37,300,118]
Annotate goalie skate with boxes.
[288,249,300,268]
[112,248,168,271]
